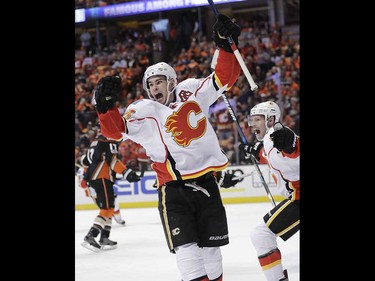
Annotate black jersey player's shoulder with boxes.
[87,135,105,148]
[96,135,117,143]
[90,135,111,147]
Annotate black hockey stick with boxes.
[208,0,276,207]
[221,91,276,207]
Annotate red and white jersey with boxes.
[98,49,240,187]
[260,127,300,200]
[123,78,229,186]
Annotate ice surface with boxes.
[76,202,299,281]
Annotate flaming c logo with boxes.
[165,101,206,147]
[124,109,136,120]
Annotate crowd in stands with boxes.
[75,14,300,173]
[75,0,133,9]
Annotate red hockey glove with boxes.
[80,179,91,197]
[80,179,88,188]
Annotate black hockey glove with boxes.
[220,170,240,188]
[212,14,241,53]
[94,75,122,114]
[270,123,297,154]
[240,141,263,161]
[123,168,141,182]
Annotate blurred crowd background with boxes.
[75,0,300,174]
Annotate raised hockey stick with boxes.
[208,0,276,207]
[207,0,258,91]
[218,82,276,207]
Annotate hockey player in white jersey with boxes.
[92,14,242,281]
[242,101,300,281]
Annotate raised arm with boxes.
[211,14,241,90]
[93,76,126,141]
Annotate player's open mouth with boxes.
[155,93,163,100]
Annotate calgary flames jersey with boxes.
[124,87,229,186]
[260,127,300,201]
[98,49,240,187]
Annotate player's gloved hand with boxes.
[93,75,122,114]
[213,14,241,53]
[123,168,141,182]
[220,170,240,188]
[80,179,91,197]
[270,123,297,154]
[240,141,263,161]
[80,179,88,188]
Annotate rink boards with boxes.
[75,164,284,210]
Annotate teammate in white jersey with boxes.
[92,14,241,281]
[242,101,300,281]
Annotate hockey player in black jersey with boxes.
[80,134,141,252]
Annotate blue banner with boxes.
[76,0,248,22]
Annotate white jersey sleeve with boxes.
[262,127,300,199]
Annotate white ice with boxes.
[75,202,299,281]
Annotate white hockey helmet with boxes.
[249,101,281,127]
[142,62,177,105]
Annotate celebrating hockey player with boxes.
[241,101,300,281]
[92,14,241,281]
